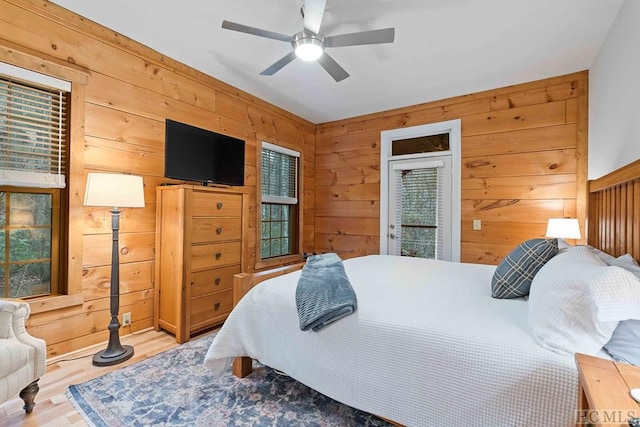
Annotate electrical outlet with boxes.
[122,312,132,326]
[472,219,482,230]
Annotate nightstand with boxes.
[575,353,640,426]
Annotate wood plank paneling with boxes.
[316,72,588,265]
[462,124,577,157]
[2,0,315,357]
[463,149,577,179]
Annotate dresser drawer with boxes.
[190,265,240,298]
[190,289,233,330]
[191,241,241,270]
[191,192,241,217]
[191,217,242,243]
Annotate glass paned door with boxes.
[388,157,452,260]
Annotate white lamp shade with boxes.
[545,218,581,239]
[84,173,145,208]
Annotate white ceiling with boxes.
[50,0,624,124]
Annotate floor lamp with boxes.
[84,172,145,366]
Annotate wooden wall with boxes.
[315,72,588,264]
[2,0,590,357]
[1,0,315,357]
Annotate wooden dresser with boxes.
[154,184,248,343]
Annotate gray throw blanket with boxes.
[295,253,357,332]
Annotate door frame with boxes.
[379,119,461,261]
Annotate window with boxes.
[260,142,299,259]
[391,161,445,259]
[0,63,69,298]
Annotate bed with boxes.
[203,159,640,427]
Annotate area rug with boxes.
[67,333,391,427]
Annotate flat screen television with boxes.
[164,119,245,186]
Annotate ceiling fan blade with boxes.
[317,52,349,82]
[303,0,327,34]
[260,51,298,76]
[325,27,395,48]
[222,20,291,42]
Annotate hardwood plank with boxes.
[82,204,156,234]
[462,221,547,245]
[82,232,156,267]
[461,241,514,264]
[316,200,380,218]
[461,199,565,222]
[315,183,381,202]
[314,233,379,256]
[315,217,380,237]
[461,124,576,157]
[83,135,164,176]
[316,129,381,155]
[81,261,154,301]
[316,151,380,170]
[463,149,576,179]
[462,101,567,136]
[490,80,577,110]
[84,103,164,149]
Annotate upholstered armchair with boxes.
[0,300,46,413]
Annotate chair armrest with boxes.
[0,300,47,376]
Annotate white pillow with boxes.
[528,246,640,355]
[604,319,640,366]
[608,254,640,279]
[582,244,616,264]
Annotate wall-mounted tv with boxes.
[164,119,245,186]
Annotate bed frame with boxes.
[231,262,305,378]
[229,158,640,426]
[588,158,640,263]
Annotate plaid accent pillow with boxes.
[491,238,558,299]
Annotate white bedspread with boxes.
[204,255,579,426]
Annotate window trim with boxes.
[0,41,89,312]
[256,139,303,269]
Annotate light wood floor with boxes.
[0,329,183,427]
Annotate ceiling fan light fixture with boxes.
[292,32,324,61]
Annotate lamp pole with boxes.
[92,208,134,366]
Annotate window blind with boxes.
[393,164,444,259]
[261,142,299,204]
[0,73,68,188]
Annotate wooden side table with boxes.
[576,353,640,426]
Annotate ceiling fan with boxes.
[221,0,395,82]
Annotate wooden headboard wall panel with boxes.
[588,158,640,261]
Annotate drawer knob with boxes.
[215,252,222,260]
[214,302,221,311]
[215,278,221,286]
[217,202,223,209]
[216,227,223,235]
